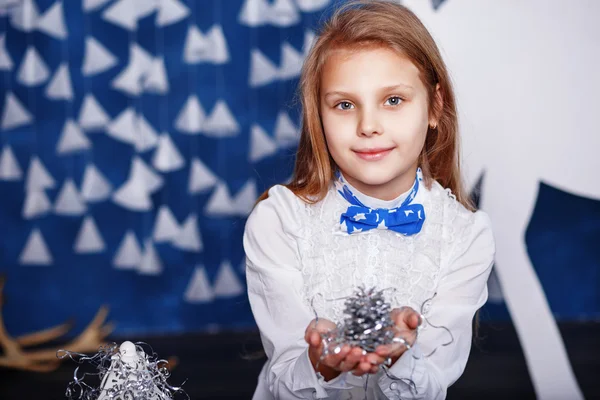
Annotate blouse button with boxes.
[390,382,398,390]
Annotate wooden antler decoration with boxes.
[0,275,114,372]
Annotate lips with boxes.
[353,147,394,161]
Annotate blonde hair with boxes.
[259,0,473,211]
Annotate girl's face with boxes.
[320,46,436,200]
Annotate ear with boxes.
[429,83,443,127]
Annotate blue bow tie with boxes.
[335,169,426,236]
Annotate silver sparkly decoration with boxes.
[319,287,398,358]
[58,341,188,400]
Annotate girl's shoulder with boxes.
[244,184,305,237]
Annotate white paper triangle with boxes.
[102,0,138,31]
[107,107,138,145]
[81,164,113,202]
[303,30,316,57]
[129,156,163,193]
[172,213,202,252]
[295,0,330,12]
[135,114,159,152]
[233,179,257,216]
[142,57,169,94]
[279,42,303,80]
[152,204,180,243]
[175,95,205,134]
[249,49,279,87]
[83,0,113,12]
[22,190,52,219]
[19,228,53,266]
[54,178,87,216]
[274,111,299,147]
[138,239,162,275]
[82,36,119,76]
[184,266,214,303]
[183,25,209,64]
[113,230,143,269]
[57,119,92,154]
[112,175,153,211]
[205,25,229,64]
[188,157,218,194]
[204,183,237,217]
[45,63,74,100]
[156,0,189,27]
[74,216,106,253]
[17,46,50,86]
[134,0,160,19]
[0,145,22,181]
[268,0,300,27]
[249,124,277,162]
[26,156,55,191]
[36,1,68,39]
[78,94,111,130]
[213,260,244,298]
[203,100,239,137]
[111,43,154,96]
[152,133,185,172]
[1,92,33,131]
[10,0,39,32]
[0,35,13,71]
[238,0,271,27]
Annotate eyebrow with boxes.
[323,84,415,99]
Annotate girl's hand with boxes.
[374,307,421,366]
[305,319,380,380]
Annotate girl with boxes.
[243,1,495,399]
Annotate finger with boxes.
[407,312,421,330]
[366,353,386,366]
[351,361,373,376]
[344,347,364,366]
[325,345,351,367]
[339,358,360,372]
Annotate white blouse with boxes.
[243,178,495,400]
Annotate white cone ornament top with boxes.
[60,341,187,400]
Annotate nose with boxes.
[358,107,383,137]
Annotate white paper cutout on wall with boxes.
[203,100,239,137]
[135,114,159,153]
[22,190,52,219]
[238,0,271,27]
[83,0,113,12]
[152,205,180,243]
[10,0,39,32]
[0,34,14,71]
[213,260,244,298]
[175,95,205,134]
[19,228,53,266]
[184,266,214,303]
[102,0,139,31]
[54,179,87,216]
[204,183,237,217]
[138,239,162,275]
[0,145,22,181]
[143,57,170,94]
[249,49,279,87]
[188,158,218,194]
[79,94,111,131]
[233,179,257,216]
[269,0,300,27]
[295,0,330,12]
[113,230,143,270]
[152,133,185,172]
[279,42,304,80]
[172,213,202,252]
[82,36,119,76]
[46,63,74,100]
[26,156,55,191]
[74,216,106,253]
[1,92,33,131]
[36,1,68,40]
[81,164,113,202]
[111,43,154,96]
[56,120,92,154]
[156,0,190,27]
[249,124,277,162]
[274,111,299,147]
[17,46,50,87]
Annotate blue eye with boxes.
[385,96,403,106]
[336,101,354,110]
